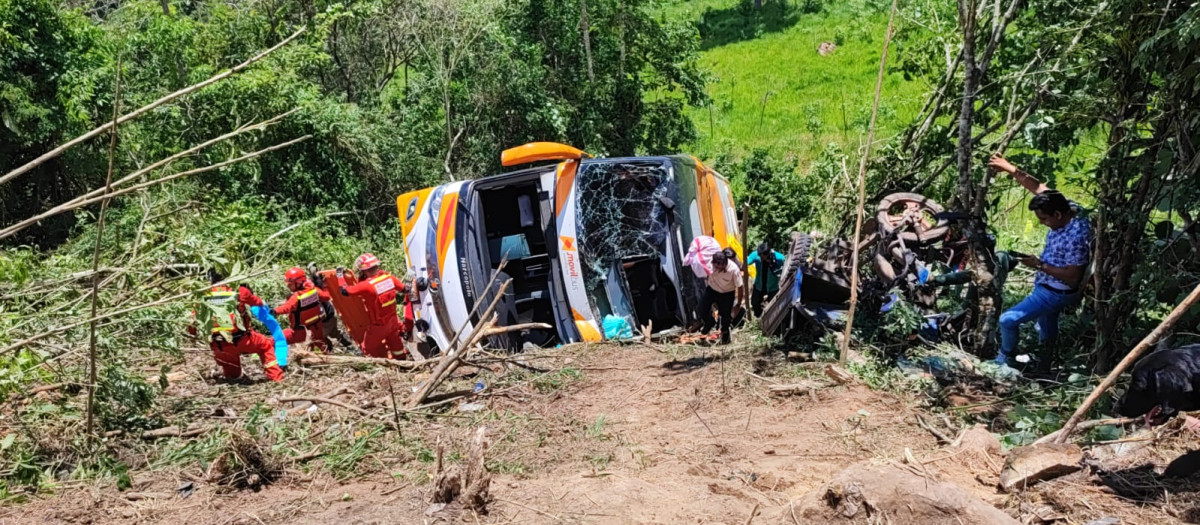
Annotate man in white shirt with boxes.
[699,250,744,344]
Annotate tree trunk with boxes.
[954,0,999,354]
[580,0,595,83]
[955,0,978,210]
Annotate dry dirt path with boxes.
[5,343,1190,524]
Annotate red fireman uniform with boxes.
[192,285,284,382]
[274,281,332,352]
[341,272,410,359]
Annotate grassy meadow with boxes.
[661,0,928,162]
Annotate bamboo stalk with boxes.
[0,110,297,241]
[86,58,121,440]
[0,269,269,356]
[841,0,899,364]
[0,27,306,187]
[8,136,312,219]
[408,279,510,408]
[1053,282,1200,443]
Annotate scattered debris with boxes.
[206,431,280,492]
[1019,502,1066,523]
[817,41,837,55]
[794,462,1020,524]
[1000,443,1083,493]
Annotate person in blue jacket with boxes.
[746,242,786,317]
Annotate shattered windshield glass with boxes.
[575,160,674,310]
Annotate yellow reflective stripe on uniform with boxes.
[302,314,320,325]
[381,298,395,308]
[263,360,278,368]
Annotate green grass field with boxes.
[662,0,928,161]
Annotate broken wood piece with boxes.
[410,309,504,407]
[999,443,1083,493]
[132,424,213,439]
[915,414,954,445]
[407,284,506,409]
[744,502,760,525]
[278,395,377,419]
[824,364,854,384]
[123,492,172,501]
[481,322,552,337]
[285,387,351,415]
[768,381,824,396]
[430,427,491,513]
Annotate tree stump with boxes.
[430,427,492,514]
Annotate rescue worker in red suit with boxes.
[337,253,421,359]
[274,267,333,352]
[189,281,284,382]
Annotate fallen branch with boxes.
[408,315,498,409]
[1054,282,1200,443]
[1035,417,1139,445]
[0,269,270,355]
[284,386,350,415]
[105,424,215,439]
[278,396,376,418]
[291,349,439,370]
[408,279,510,408]
[767,382,823,396]
[915,414,954,445]
[123,492,172,501]
[0,27,306,187]
[482,322,552,337]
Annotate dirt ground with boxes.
[3,341,1199,524]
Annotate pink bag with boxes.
[683,236,721,278]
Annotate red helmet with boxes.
[284,266,306,285]
[356,253,381,271]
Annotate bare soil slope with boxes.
[3,343,1197,524]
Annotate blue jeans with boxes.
[997,285,1080,364]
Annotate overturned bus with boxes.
[396,142,742,352]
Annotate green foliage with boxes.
[719,148,808,248]
[95,362,163,432]
[879,292,923,341]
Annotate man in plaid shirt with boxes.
[989,155,1092,370]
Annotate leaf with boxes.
[0,433,15,451]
